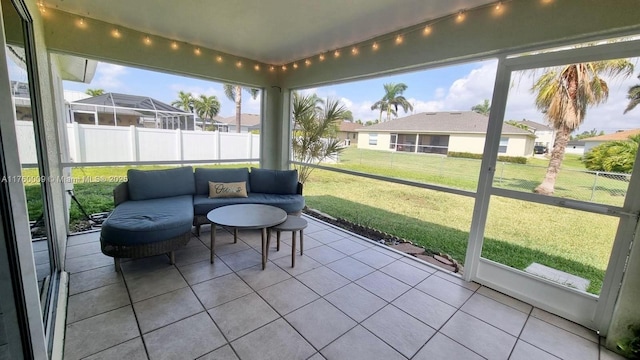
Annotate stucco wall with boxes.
[448,134,486,154]
[357,132,390,150]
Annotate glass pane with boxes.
[494,55,640,206]
[293,59,498,192]
[304,168,474,267]
[63,61,261,165]
[6,44,52,295]
[482,196,619,295]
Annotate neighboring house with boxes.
[514,119,555,150]
[221,113,261,133]
[582,129,640,153]
[357,111,536,157]
[69,93,195,130]
[337,121,360,146]
[566,140,586,155]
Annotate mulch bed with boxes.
[302,208,463,273]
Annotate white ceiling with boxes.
[46,0,496,64]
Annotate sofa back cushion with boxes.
[194,168,250,195]
[249,167,298,195]
[127,166,195,201]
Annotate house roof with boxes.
[73,93,189,114]
[221,114,261,127]
[339,121,362,132]
[514,120,554,132]
[357,112,535,136]
[582,129,640,142]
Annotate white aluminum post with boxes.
[464,57,510,281]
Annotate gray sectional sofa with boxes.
[100,166,304,271]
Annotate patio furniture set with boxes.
[99,166,307,271]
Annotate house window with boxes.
[351,133,356,139]
[369,133,378,146]
[390,134,397,149]
[499,137,508,153]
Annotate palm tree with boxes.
[223,84,260,133]
[85,88,104,97]
[192,94,221,130]
[171,91,194,112]
[530,59,634,195]
[292,92,348,184]
[624,74,640,114]
[371,83,413,122]
[471,99,491,115]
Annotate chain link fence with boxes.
[338,149,631,207]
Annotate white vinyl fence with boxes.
[16,122,260,164]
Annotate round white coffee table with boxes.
[206,204,287,269]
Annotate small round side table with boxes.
[270,215,308,267]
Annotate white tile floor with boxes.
[64,216,624,360]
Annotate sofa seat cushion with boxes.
[101,195,194,246]
[193,193,305,215]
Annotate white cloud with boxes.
[441,61,498,110]
[91,63,127,91]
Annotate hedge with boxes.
[447,151,527,164]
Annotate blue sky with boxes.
[9,53,640,133]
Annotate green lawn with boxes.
[20,152,625,294]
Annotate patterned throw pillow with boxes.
[208,181,248,198]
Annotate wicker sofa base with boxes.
[101,231,191,272]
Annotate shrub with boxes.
[447,152,527,164]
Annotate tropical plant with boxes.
[292,92,348,184]
[171,91,194,112]
[192,94,221,131]
[529,59,634,195]
[223,84,260,133]
[371,83,413,122]
[624,74,640,114]
[471,99,491,115]
[571,128,605,140]
[505,120,532,131]
[85,88,104,96]
[582,134,639,173]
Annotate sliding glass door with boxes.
[466,39,640,333]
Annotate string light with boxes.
[194,47,201,55]
[305,59,311,66]
[319,53,325,61]
[293,62,298,69]
[395,35,403,45]
[111,28,121,39]
[254,64,260,71]
[269,66,275,72]
[171,41,179,50]
[334,50,340,58]
[236,61,242,68]
[351,47,359,55]
[372,42,379,50]
[144,36,152,45]
[281,65,287,71]
[495,1,502,10]
[38,1,46,13]
[456,10,466,23]
[423,25,432,36]
[216,55,223,63]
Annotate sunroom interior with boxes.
[2,0,640,358]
